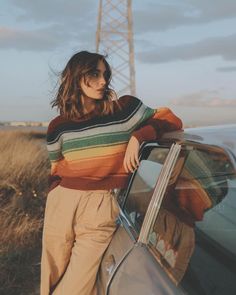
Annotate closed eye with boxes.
[87,69,108,81]
[90,70,99,78]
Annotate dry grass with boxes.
[0,129,50,295]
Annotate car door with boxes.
[97,142,184,295]
[146,142,236,295]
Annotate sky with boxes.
[0,0,236,126]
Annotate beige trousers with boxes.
[40,185,120,295]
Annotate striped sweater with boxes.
[47,95,182,190]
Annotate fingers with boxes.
[123,136,140,173]
[124,154,138,173]
[134,149,140,167]
[123,155,137,173]
[130,151,139,171]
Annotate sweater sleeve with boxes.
[132,107,183,144]
[46,117,63,189]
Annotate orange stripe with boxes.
[55,153,126,178]
[64,143,127,161]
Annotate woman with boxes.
[40,51,182,295]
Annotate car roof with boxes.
[160,124,236,156]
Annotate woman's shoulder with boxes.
[117,95,142,109]
[47,115,68,133]
[118,94,141,103]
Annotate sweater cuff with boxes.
[132,124,157,144]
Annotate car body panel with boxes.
[108,244,184,295]
[97,225,135,295]
[162,124,236,156]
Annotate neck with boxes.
[80,95,103,116]
[80,95,95,114]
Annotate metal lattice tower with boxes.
[96,0,136,96]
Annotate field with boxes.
[0,129,50,295]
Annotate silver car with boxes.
[98,124,236,295]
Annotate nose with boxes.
[99,75,106,86]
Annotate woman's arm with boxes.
[46,117,64,190]
[123,107,183,173]
[131,107,183,144]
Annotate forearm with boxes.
[132,107,183,144]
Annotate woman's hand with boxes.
[123,136,140,173]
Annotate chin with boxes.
[94,93,105,100]
[85,94,103,100]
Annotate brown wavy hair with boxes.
[51,51,120,120]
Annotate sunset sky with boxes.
[1,0,236,126]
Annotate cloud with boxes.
[217,66,236,72]
[170,90,236,107]
[8,0,236,34]
[134,0,236,33]
[9,0,96,24]
[3,0,236,56]
[137,33,236,63]
[0,0,97,51]
[0,25,80,51]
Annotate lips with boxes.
[97,88,105,92]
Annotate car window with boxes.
[123,147,169,233]
[147,146,236,294]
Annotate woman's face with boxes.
[80,59,108,100]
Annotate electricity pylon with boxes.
[96,0,136,96]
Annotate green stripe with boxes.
[132,107,155,129]
[127,107,155,131]
[62,132,129,154]
[61,108,155,153]
[141,108,156,123]
[63,141,127,155]
[48,150,62,161]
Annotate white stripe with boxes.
[48,103,153,149]
[61,104,149,142]
[47,141,61,152]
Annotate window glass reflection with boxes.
[148,146,236,294]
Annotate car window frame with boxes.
[118,141,181,242]
[138,143,182,244]
[118,142,168,241]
